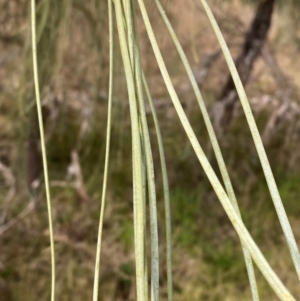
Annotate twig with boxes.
[0,201,35,236]
[0,161,16,225]
[67,150,90,204]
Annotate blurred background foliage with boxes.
[0,0,300,300]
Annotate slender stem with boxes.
[31,1,55,301]
[92,1,114,300]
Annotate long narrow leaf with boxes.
[115,1,146,300]
[143,75,173,301]
[199,0,300,280]
[153,1,259,299]
[136,0,295,299]
[133,24,160,301]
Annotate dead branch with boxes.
[0,201,35,236]
[0,161,16,225]
[67,150,90,204]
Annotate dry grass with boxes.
[0,0,300,300]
